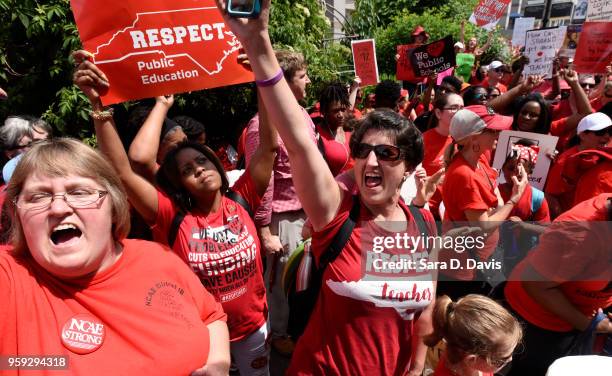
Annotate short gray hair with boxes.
[1,116,34,150]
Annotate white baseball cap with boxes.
[576,112,612,134]
[488,60,503,70]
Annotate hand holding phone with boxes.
[227,0,261,18]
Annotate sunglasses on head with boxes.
[353,143,403,161]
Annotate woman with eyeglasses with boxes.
[193,3,436,375]
[437,105,528,299]
[546,112,611,216]
[424,294,523,376]
[421,93,464,219]
[0,138,230,375]
[72,38,280,376]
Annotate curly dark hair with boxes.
[319,82,350,115]
[349,109,423,170]
[374,80,401,109]
[512,93,551,134]
[156,141,229,212]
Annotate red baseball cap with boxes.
[450,105,513,141]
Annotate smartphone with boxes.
[227,0,261,18]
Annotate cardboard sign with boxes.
[455,53,476,83]
[469,0,512,31]
[492,131,559,190]
[573,21,612,74]
[572,0,589,23]
[523,27,567,78]
[559,25,582,59]
[511,17,535,47]
[396,44,419,82]
[409,36,456,78]
[586,0,612,21]
[351,39,379,87]
[70,0,253,105]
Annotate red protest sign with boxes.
[70,0,253,105]
[573,22,612,74]
[351,39,379,87]
[469,0,512,30]
[396,44,420,82]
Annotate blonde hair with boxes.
[5,138,131,255]
[424,294,522,366]
[275,50,307,81]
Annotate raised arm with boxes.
[128,95,174,182]
[216,0,341,230]
[348,76,361,110]
[561,69,594,131]
[247,90,278,197]
[72,50,159,224]
[459,20,465,46]
[489,74,543,114]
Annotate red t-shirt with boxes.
[0,239,226,375]
[422,128,452,218]
[505,193,612,332]
[561,148,612,207]
[316,124,355,177]
[433,355,493,376]
[499,185,550,222]
[545,145,580,213]
[151,172,266,341]
[481,80,508,93]
[288,193,436,375]
[440,154,500,280]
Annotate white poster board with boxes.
[512,17,535,47]
[586,0,612,21]
[492,130,559,190]
[523,27,567,78]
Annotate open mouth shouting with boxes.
[50,223,83,247]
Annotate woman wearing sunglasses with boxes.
[192,2,435,374]
[437,105,528,299]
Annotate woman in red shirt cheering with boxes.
[205,3,435,374]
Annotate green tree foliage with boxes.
[352,0,511,77]
[0,0,349,143]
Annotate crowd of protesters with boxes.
[1,0,610,375]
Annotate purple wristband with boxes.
[255,69,284,87]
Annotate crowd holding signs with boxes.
[1,0,611,375]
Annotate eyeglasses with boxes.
[442,105,464,113]
[579,82,594,89]
[352,143,403,161]
[15,189,108,211]
[474,93,489,100]
[488,354,513,368]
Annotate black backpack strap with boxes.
[318,195,360,271]
[168,211,186,248]
[407,205,430,240]
[226,189,253,218]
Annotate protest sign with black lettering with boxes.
[492,130,558,190]
[469,0,512,30]
[523,26,567,77]
[70,0,253,105]
[511,17,535,47]
[352,39,379,87]
[409,36,456,78]
[573,21,612,74]
[586,0,612,21]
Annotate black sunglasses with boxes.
[353,143,403,161]
[474,93,489,100]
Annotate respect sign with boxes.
[523,27,567,78]
[70,0,253,105]
[409,36,456,78]
[469,0,512,31]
